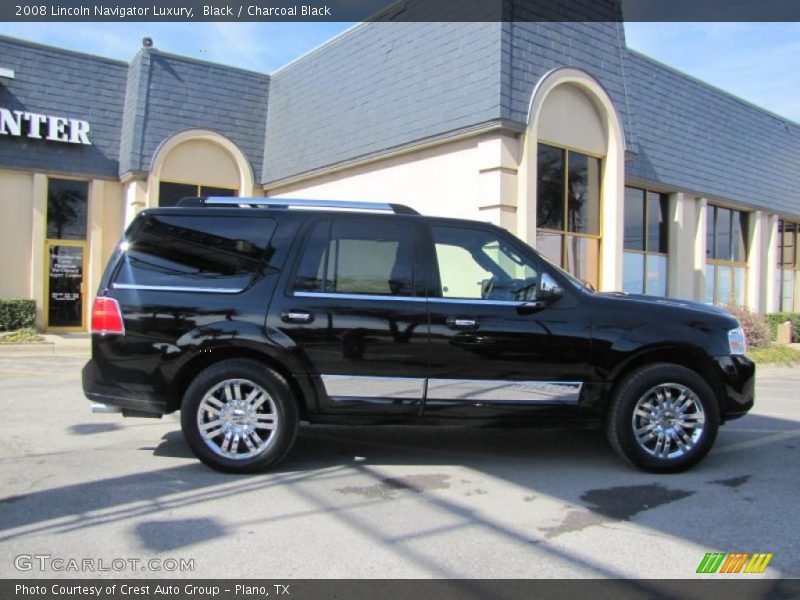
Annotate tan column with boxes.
[667,192,697,300]
[30,174,47,330]
[745,210,765,313]
[87,179,105,311]
[599,141,625,292]
[764,214,779,313]
[516,134,536,246]
[123,178,148,225]
[476,134,519,234]
[694,198,709,302]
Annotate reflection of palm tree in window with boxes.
[568,164,587,233]
[536,151,564,230]
[48,189,81,239]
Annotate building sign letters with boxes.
[0,107,91,145]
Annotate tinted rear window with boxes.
[115,215,276,290]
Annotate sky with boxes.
[0,21,798,122]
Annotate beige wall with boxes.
[266,135,488,221]
[0,170,34,299]
[101,180,125,263]
[537,83,606,156]
[160,139,240,190]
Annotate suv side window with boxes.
[293,220,415,296]
[115,215,276,290]
[432,225,540,301]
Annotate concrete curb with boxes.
[0,333,90,356]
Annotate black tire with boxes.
[180,359,299,474]
[606,363,720,473]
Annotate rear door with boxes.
[268,215,429,415]
[422,222,591,418]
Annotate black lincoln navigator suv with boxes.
[83,198,755,473]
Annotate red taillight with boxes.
[91,297,125,335]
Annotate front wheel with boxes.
[181,359,298,473]
[606,363,720,473]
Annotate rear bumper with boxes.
[712,354,755,420]
[82,359,167,416]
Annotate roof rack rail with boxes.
[175,196,420,215]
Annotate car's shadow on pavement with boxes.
[1,413,798,580]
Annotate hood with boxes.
[597,291,732,317]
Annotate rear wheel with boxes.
[606,363,719,473]
[181,359,298,473]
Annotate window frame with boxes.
[287,217,422,299]
[535,142,603,289]
[777,219,800,312]
[113,213,276,293]
[158,180,238,207]
[622,186,670,296]
[705,203,749,306]
[428,223,543,302]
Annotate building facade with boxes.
[1,16,799,332]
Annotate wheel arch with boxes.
[168,346,316,418]
[605,345,726,414]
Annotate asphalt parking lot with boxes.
[0,354,798,579]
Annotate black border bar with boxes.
[2,0,800,22]
[4,579,800,600]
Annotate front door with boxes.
[269,216,429,415]
[45,241,87,331]
[422,222,591,418]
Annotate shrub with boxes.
[764,312,800,342]
[0,298,36,331]
[724,305,771,350]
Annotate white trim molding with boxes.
[518,67,626,292]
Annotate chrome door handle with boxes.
[281,310,314,324]
[446,316,478,330]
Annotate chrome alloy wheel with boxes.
[196,379,278,460]
[631,383,706,459]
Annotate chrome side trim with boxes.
[321,375,425,400]
[426,379,582,403]
[112,283,243,294]
[293,291,523,306]
[294,291,426,302]
[429,297,523,306]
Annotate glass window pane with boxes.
[717,265,732,306]
[293,221,331,292]
[565,236,599,290]
[536,145,565,231]
[733,267,746,307]
[433,226,540,301]
[705,264,716,304]
[567,153,601,235]
[200,186,237,197]
[732,210,748,263]
[647,192,669,254]
[645,254,668,297]
[780,221,796,267]
[623,251,644,294]
[781,269,794,312]
[47,179,88,240]
[117,215,276,289]
[435,244,491,299]
[159,182,197,207]
[706,206,716,259]
[795,271,800,313]
[715,207,732,261]
[48,245,84,327]
[624,187,645,251]
[326,221,415,296]
[536,232,562,268]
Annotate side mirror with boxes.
[537,272,563,303]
